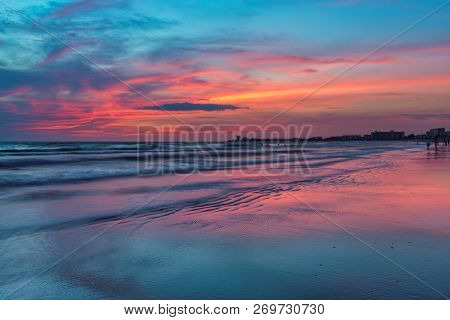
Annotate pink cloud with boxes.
[46,0,120,19]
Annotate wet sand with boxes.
[0,143,449,299]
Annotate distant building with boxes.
[370,130,405,140]
[415,134,427,140]
[341,135,362,141]
[426,128,445,138]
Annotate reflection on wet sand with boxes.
[0,143,449,299]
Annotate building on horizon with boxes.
[370,130,405,140]
[426,128,446,138]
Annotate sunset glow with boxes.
[0,0,449,140]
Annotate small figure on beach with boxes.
[426,141,431,149]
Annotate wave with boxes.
[0,144,403,169]
[0,146,405,189]
[0,163,389,240]
[0,142,228,156]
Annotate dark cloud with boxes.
[0,59,116,96]
[136,102,248,112]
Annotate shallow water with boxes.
[0,142,449,299]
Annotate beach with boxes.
[0,142,449,299]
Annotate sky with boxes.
[0,0,449,141]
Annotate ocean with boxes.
[0,141,449,299]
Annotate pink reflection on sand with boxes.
[151,147,450,238]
